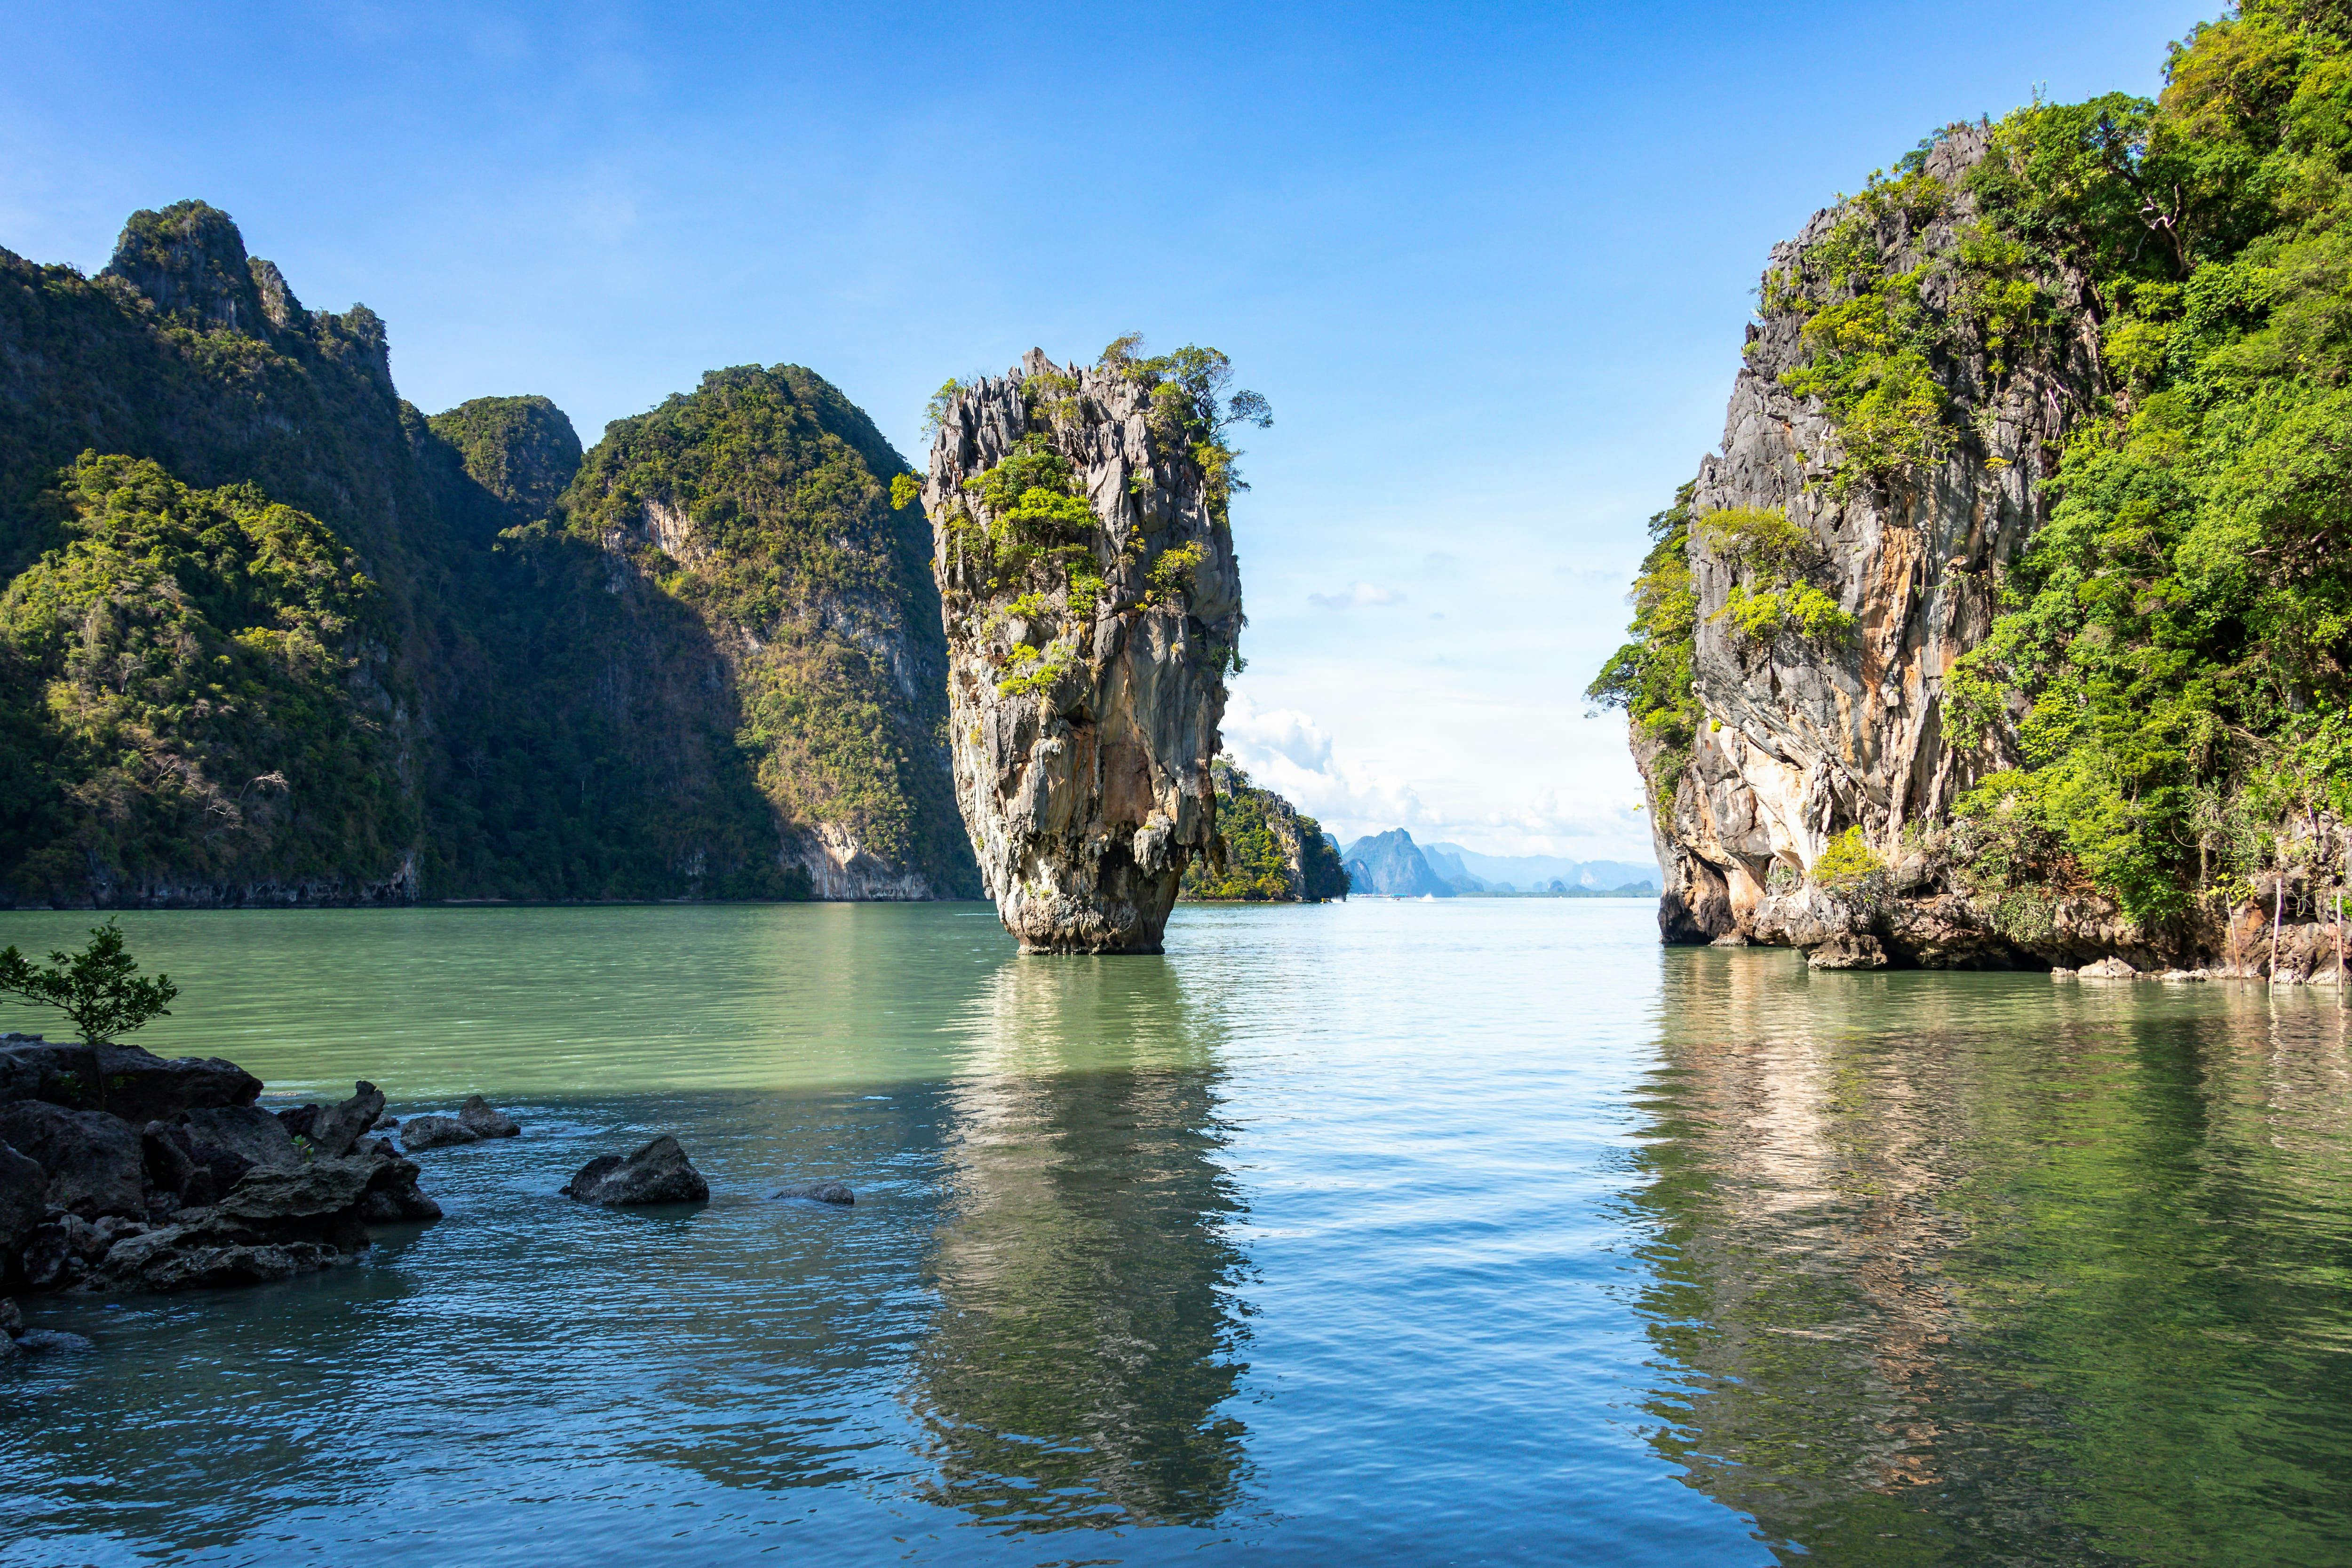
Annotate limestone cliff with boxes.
[923,349,1246,952]
[0,201,975,905]
[1179,759,1348,902]
[1631,128,2119,966]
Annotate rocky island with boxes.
[920,343,1260,952]
[0,201,977,907]
[1593,19,2352,977]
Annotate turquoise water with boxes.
[1,900,2349,1565]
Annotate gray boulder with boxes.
[399,1115,480,1151]
[562,1136,708,1207]
[20,1213,107,1289]
[1808,933,1890,971]
[308,1082,386,1158]
[91,1222,339,1293]
[457,1096,519,1139]
[771,1180,855,1206]
[0,1101,145,1218]
[14,1328,93,1353]
[91,1042,262,1123]
[0,1138,45,1251]
[2080,955,2139,979]
[182,1104,301,1173]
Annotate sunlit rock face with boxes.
[1639,128,2132,966]
[922,350,1242,955]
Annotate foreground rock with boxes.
[563,1137,708,1206]
[922,350,1243,954]
[772,1180,855,1206]
[0,1052,441,1296]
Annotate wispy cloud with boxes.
[1306,581,1406,610]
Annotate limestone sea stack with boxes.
[922,349,1246,954]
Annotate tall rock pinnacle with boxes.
[923,347,1248,953]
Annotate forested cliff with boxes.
[0,201,977,906]
[1594,0,2352,972]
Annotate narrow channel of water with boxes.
[0,901,2346,1565]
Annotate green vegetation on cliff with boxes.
[1945,0,2352,923]
[0,202,975,905]
[1603,1,2352,930]
[1181,761,1348,902]
[0,455,408,901]
[547,365,972,891]
[1586,484,1697,809]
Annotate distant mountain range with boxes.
[1420,844,1659,895]
[1336,831,1659,898]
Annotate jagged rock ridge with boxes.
[924,350,1244,953]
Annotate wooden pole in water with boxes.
[2270,875,2283,983]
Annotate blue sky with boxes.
[1,0,2212,862]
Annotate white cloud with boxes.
[1216,692,1654,861]
[1306,581,1406,610]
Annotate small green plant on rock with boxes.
[1810,827,1887,900]
[1700,507,1857,648]
[0,919,179,1044]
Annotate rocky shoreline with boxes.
[0,1033,441,1300]
[0,1030,861,1363]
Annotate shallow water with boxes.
[1,900,2349,1565]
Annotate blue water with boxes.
[1,899,2348,1565]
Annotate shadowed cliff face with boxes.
[0,202,975,905]
[923,350,1242,954]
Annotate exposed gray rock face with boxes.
[457,1096,520,1138]
[562,1136,708,1206]
[0,1102,146,1218]
[181,1105,302,1173]
[1637,127,2115,967]
[0,1043,443,1295]
[923,350,1243,954]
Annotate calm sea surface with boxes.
[1,900,2349,1566]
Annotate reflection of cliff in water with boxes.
[1629,952,2352,1566]
[912,957,1252,1531]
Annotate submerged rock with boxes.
[398,1114,480,1151]
[14,1328,94,1353]
[457,1096,520,1138]
[562,1136,708,1207]
[922,350,1244,954]
[772,1180,855,1206]
[1808,933,1889,971]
